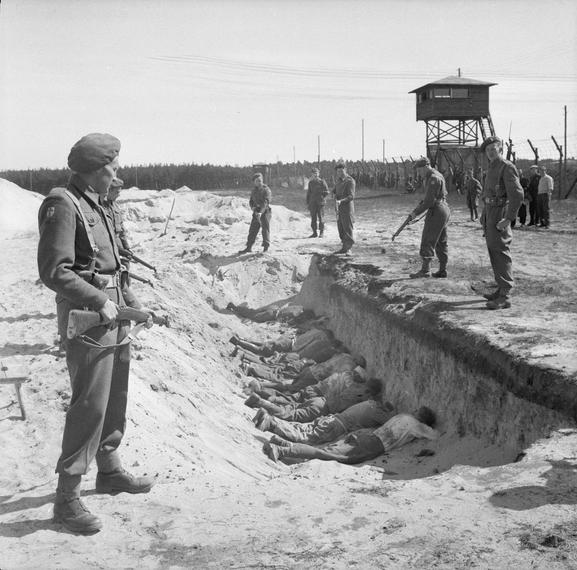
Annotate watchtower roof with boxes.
[409,75,497,93]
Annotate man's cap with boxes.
[414,157,430,168]
[67,133,121,173]
[529,164,539,170]
[110,177,124,188]
[480,136,502,152]
[335,160,346,169]
[311,167,320,174]
[252,172,263,180]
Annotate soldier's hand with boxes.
[99,300,119,324]
[496,218,511,232]
[141,307,155,328]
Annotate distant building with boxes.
[410,73,497,183]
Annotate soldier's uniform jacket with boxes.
[306,177,329,207]
[481,156,524,221]
[465,177,482,199]
[104,200,131,251]
[38,174,121,310]
[333,174,355,206]
[412,168,447,217]
[249,184,272,213]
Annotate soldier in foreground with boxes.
[408,157,451,278]
[332,161,356,254]
[478,136,524,309]
[238,172,272,254]
[37,133,154,535]
[305,167,329,237]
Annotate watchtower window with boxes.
[431,87,470,99]
[433,88,451,98]
[418,92,428,103]
[451,88,469,98]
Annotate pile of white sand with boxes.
[0,178,44,236]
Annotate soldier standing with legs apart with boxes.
[332,161,355,254]
[239,172,272,254]
[408,157,451,278]
[306,167,329,238]
[38,133,154,535]
[464,168,482,221]
[478,136,524,309]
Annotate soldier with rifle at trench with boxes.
[393,157,450,278]
[103,177,157,292]
[37,133,155,535]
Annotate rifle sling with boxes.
[74,323,147,350]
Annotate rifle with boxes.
[67,307,151,340]
[391,215,414,242]
[129,272,154,287]
[119,248,157,274]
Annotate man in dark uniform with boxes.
[238,172,272,254]
[102,177,141,308]
[332,161,355,254]
[408,157,451,278]
[515,168,529,227]
[305,167,329,237]
[478,136,524,309]
[527,165,540,226]
[38,133,154,535]
[464,168,482,221]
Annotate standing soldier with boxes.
[332,161,355,254]
[305,167,329,238]
[37,133,154,535]
[239,172,272,254]
[526,165,540,226]
[464,168,482,221]
[102,177,141,308]
[478,136,524,309]
[408,157,451,279]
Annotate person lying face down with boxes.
[253,399,396,445]
[245,352,367,394]
[245,368,381,423]
[263,407,439,464]
[230,328,339,362]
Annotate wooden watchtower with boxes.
[409,73,497,179]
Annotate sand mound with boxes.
[0,178,44,237]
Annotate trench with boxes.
[252,253,577,471]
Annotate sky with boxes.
[1,0,576,170]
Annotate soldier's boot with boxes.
[238,246,252,254]
[486,291,512,310]
[410,258,432,279]
[432,263,448,278]
[96,468,155,495]
[308,232,318,238]
[53,474,102,535]
[319,229,324,238]
[483,288,501,301]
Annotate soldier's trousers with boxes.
[419,203,450,267]
[483,204,514,293]
[536,194,550,227]
[246,210,271,249]
[528,193,538,225]
[56,286,130,476]
[309,204,325,234]
[337,203,354,250]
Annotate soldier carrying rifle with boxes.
[405,157,451,279]
[37,133,155,535]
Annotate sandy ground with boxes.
[1,178,577,569]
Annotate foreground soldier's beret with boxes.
[110,177,124,188]
[480,135,502,152]
[67,133,121,173]
[414,157,430,168]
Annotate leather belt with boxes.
[483,197,508,206]
[99,273,121,288]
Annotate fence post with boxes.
[551,135,563,200]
